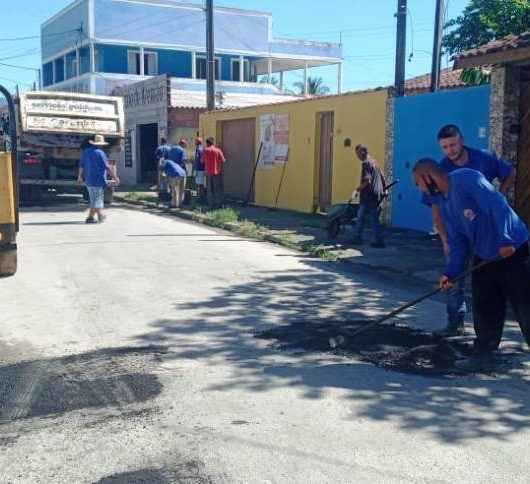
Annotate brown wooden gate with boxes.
[516,75,530,226]
[221,118,256,201]
[318,112,334,211]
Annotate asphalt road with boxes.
[1,204,529,483]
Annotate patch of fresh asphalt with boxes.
[0,205,529,483]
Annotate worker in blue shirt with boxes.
[160,155,186,208]
[168,139,188,169]
[155,137,171,163]
[413,159,530,370]
[424,124,516,336]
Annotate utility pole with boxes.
[205,0,215,111]
[394,0,407,97]
[430,0,445,92]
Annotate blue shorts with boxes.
[87,186,104,209]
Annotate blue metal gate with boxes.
[392,86,490,232]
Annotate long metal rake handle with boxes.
[347,258,492,339]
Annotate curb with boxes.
[113,195,441,289]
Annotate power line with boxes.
[0,75,33,87]
[0,28,82,43]
[0,49,40,62]
[0,61,40,71]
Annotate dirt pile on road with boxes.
[257,321,522,377]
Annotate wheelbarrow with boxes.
[326,180,398,239]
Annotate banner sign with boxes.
[259,113,289,167]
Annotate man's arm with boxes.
[492,152,516,195]
[440,231,471,290]
[77,166,84,184]
[101,151,119,184]
[464,172,520,255]
[432,205,450,256]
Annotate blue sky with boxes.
[0,0,469,93]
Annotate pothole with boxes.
[256,321,525,377]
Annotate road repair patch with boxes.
[256,321,526,377]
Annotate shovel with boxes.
[329,258,492,347]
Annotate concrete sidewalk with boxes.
[114,188,446,289]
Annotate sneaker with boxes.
[85,217,97,224]
[370,241,386,248]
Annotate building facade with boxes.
[41,0,343,99]
[200,89,390,213]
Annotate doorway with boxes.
[317,111,334,211]
[138,123,159,184]
[221,118,256,201]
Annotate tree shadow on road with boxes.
[134,261,530,444]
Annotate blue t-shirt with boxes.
[79,147,110,188]
[155,143,171,161]
[162,159,186,178]
[436,169,528,278]
[168,145,188,168]
[422,147,513,206]
[194,145,204,171]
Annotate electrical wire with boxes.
[0,28,82,43]
[0,61,40,71]
[0,48,40,62]
[0,75,33,87]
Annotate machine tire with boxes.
[327,219,341,239]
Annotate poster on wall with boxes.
[259,114,289,167]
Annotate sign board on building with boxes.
[113,75,169,110]
[20,92,124,137]
[259,114,289,167]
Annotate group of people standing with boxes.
[156,136,226,209]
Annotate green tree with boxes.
[443,0,530,56]
[293,76,330,96]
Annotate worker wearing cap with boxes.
[160,154,187,209]
[413,159,530,370]
[78,135,119,223]
[203,137,226,208]
[168,139,188,170]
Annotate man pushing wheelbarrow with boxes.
[327,144,396,246]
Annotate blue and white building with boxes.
[41,0,344,98]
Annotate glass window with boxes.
[128,50,158,75]
[232,59,250,82]
[196,56,219,80]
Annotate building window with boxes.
[54,58,65,83]
[79,47,90,74]
[127,50,158,75]
[231,59,250,82]
[65,51,78,79]
[196,56,220,80]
